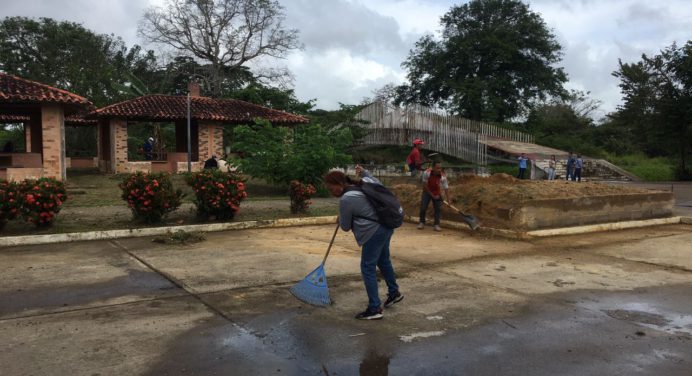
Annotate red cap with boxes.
[413,138,425,145]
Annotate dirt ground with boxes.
[1,222,691,375]
[392,174,666,228]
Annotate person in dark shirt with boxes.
[203,155,218,169]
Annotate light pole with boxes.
[187,92,191,173]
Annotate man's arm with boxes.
[338,197,354,232]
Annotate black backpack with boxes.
[345,183,404,229]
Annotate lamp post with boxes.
[187,92,191,172]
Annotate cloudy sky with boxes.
[2,0,691,119]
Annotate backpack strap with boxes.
[342,185,379,224]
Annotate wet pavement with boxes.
[1,223,691,375]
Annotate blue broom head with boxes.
[290,264,331,306]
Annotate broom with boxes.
[289,222,340,306]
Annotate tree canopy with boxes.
[0,17,157,107]
[610,41,692,178]
[139,0,300,97]
[396,0,567,122]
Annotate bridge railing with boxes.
[355,102,534,165]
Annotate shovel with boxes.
[442,200,480,231]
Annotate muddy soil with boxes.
[392,173,660,228]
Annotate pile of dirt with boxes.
[392,174,656,228]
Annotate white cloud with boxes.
[2,0,691,115]
[287,48,405,108]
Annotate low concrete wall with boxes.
[67,157,98,169]
[497,192,674,230]
[5,167,44,181]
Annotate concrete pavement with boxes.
[1,223,691,375]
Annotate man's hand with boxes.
[355,164,363,177]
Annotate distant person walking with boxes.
[573,155,583,182]
[406,138,425,176]
[418,161,450,232]
[517,153,529,179]
[566,152,575,181]
[548,155,557,180]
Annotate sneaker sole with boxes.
[356,313,383,320]
[384,295,404,308]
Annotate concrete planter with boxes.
[492,192,674,230]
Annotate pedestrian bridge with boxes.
[355,102,636,181]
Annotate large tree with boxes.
[139,0,300,97]
[612,41,692,178]
[396,0,567,122]
[0,17,158,107]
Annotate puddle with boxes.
[580,300,692,336]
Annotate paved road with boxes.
[1,223,691,375]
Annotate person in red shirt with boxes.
[418,161,450,232]
[406,138,425,176]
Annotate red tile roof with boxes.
[92,95,309,124]
[0,113,96,125]
[0,73,91,106]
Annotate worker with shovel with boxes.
[418,160,450,232]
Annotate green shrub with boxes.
[185,169,247,220]
[231,120,352,186]
[0,180,21,229]
[18,177,68,227]
[289,180,316,214]
[489,164,517,176]
[606,153,676,181]
[120,172,182,223]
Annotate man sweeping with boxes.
[324,165,404,320]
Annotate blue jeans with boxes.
[517,167,526,179]
[548,168,556,180]
[574,168,582,182]
[361,225,399,311]
[419,191,441,225]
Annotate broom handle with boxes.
[321,221,340,265]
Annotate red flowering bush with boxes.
[0,180,21,229]
[18,177,68,227]
[120,172,182,223]
[289,180,316,214]
[185,169,247,220]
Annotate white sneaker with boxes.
[434,225,442,232]
[417,223,425,230]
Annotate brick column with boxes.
[41,105,66,180]
[198,121,224,160]
[110,118,129,173]
[24,123,31,152]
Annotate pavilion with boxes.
[0,73,93,181]
[91,82,309,174]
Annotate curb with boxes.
[406,215,689,239]
[0,216,338,248]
